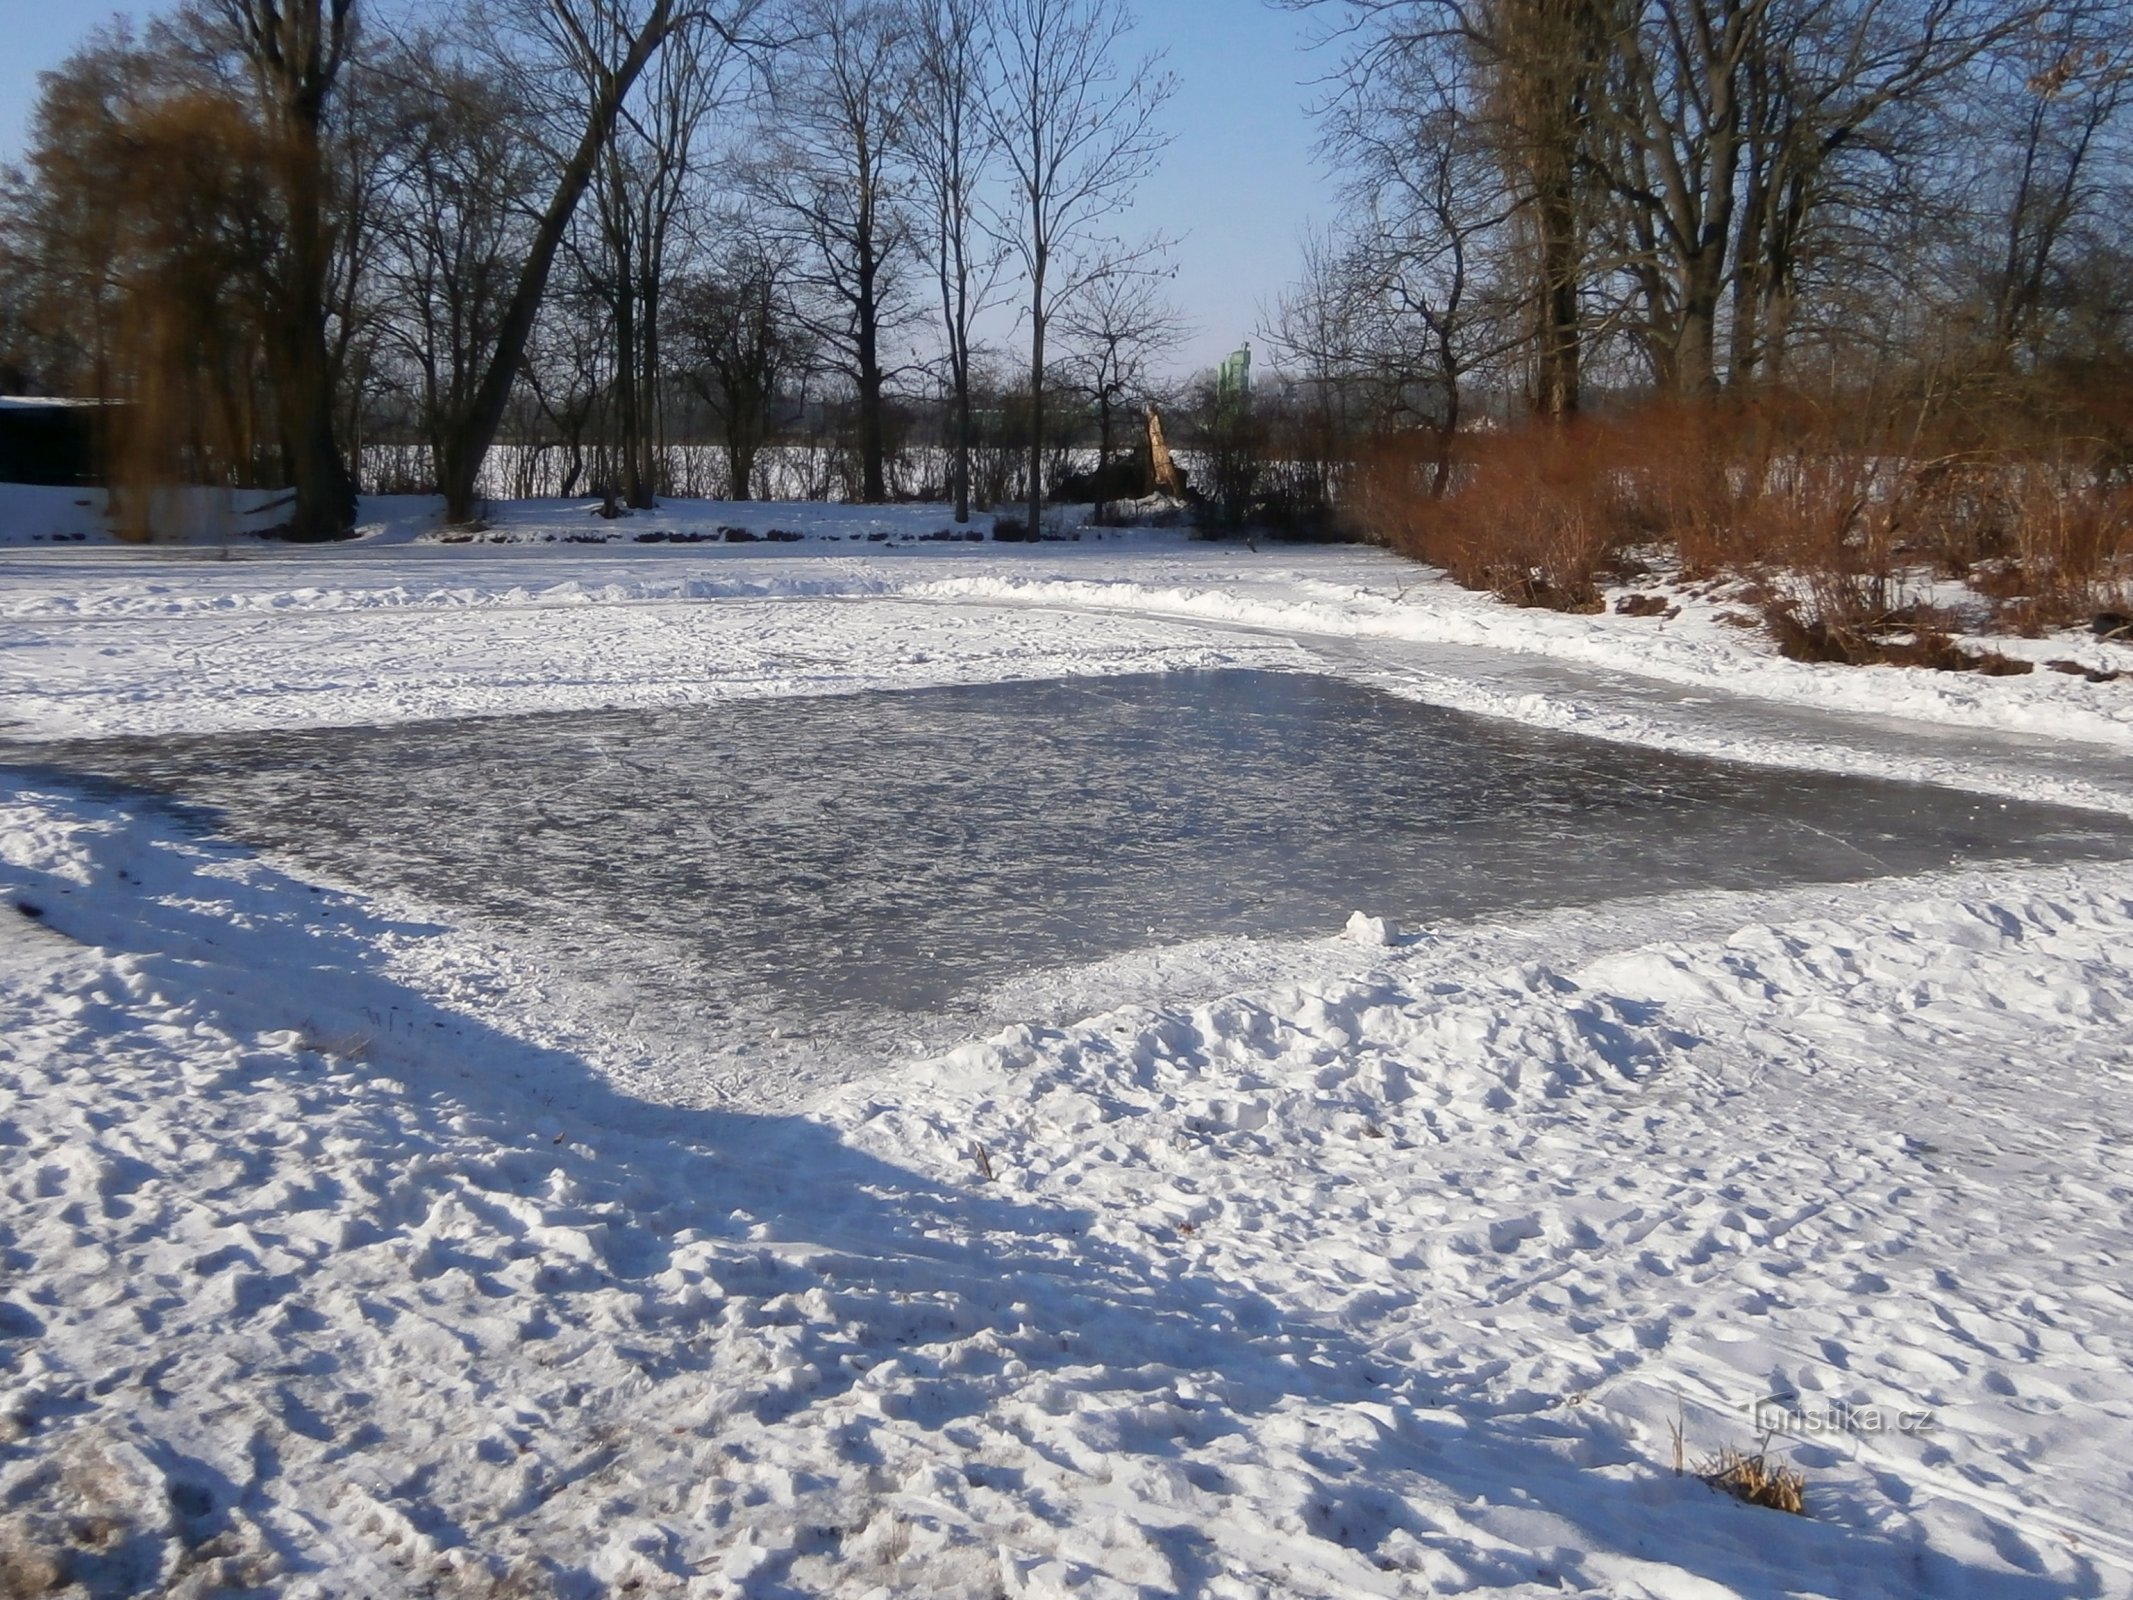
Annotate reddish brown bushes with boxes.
[1980,471,2133,632]
[1354,421,1626,611]
[1350,390,2133,650]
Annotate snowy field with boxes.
[4,491,2133,1596]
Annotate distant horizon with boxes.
[0,0,1332,378]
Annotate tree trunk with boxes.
[1534,179,1582,418]
[439,4,678,524]
[1729,249,1766,385]
[616,274,644,508]
[640,261,662,505]
[279,105,356,540]
[1675,259,1724,396]
[954,372,972,522]
[856,239,887,504]
[940,229,974,523]
[1671,136,1743,396]
[1025,253,1047,538]
[1760,276,1797,382]
[1094,391,1113,526]
[1430,350,1460,500]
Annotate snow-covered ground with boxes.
[5,487,2132,781]
[5,492,2133,1596]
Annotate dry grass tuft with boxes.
[1699,1443,1808,1516]
[0,1523,66,1598]
[296,1026,373,1062]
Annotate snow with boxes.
[5,493,2133,789]
[5,496,2133,1594]
[1345,911,1401,947]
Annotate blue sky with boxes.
[0,3,169,160]
[1112,0,1334,368]
[0,0,1331,373]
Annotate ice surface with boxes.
[14,667,2133,1079]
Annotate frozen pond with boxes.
[14,667,2133,1060]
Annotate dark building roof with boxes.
[0,399,119,486]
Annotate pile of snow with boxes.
[4,772,2132,1595]
[1345,910,1401,947]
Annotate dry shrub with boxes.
[1356,384,2133,653]
[1353,424,1623,611]
[1614,592,1676,617]
[1606,401,1764,574]
[1354,398,1863,606]
[1761,573,2033,674]
[0,1522,66,1598]
[1889,363,2133,624]
[1739,450,1889,575]
[1700,1444,1807,1516]
[1765,605,2035,674]
[1902,455,2016,575]
[295,1025,373,1062]
[1981,469,2133,633]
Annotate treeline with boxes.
[0,0,1175,539]
[1277,0,2133,445]
[5,0,2127,583]
[1260,0,2133,621]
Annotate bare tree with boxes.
[432,0,761,523]
[1974,0,2133,363]
[753,0,913,503]
[1309,37,1520,489]
[1482,0,1610,414]
[673,228,810,498]
[215,0,360,540]
[368,45,542,498]
[1311,0,1610,414]
[587,24,736,508]
[1588,0,2033,393]
[904,0,1003,521]
[1299,0,2051,403]
[1263,233,1369,498]
[523,258,616,498]
[1057,270,1185,522]
[980,0,1173,535]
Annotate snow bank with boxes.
[397,495,1006,548]
[904,567,2133,752]
[6,506,2133,1590]
[0,484,327,548]
[0,485,107,546]
[4,773,2132,1594]
[5,533,2130,772]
